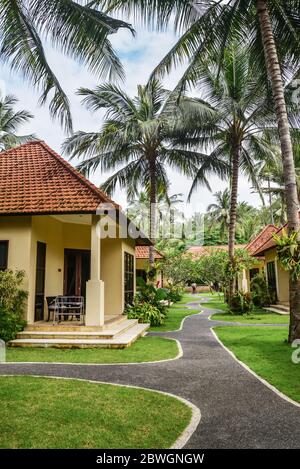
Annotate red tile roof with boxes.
[135,246,164,259]
[252,215,300,256]
[246,224,278,255]
[0,141,119,215]
[252,224,287,256]
[186,244,247,258]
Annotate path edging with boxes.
[0,374,201,449]
[211,327,300,409]
[5,338,183,367]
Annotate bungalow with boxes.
[240,224,278,292]
[251,223,290,309]
[0,141,151,347]
[135,246,164,287]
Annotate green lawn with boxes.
[7,336,178,363]
[150,295,200,332]
[0,376,192,449]
[202,296,289,324]
[214,326,300,403]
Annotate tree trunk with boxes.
[149,158,157,268]
[257,0,300,342]
[228,142,240,307]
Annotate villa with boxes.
[0,141,151,347]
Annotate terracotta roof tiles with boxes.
[0,141,119,215]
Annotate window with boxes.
[267,261,277,300]
[124,252,134,307]
[0,241,8,270]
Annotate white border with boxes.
[0,374,201,449]
[5,338,183,367]
[211,327,300,409]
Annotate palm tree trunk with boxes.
[257,0,300,343]
[149,158,157,267]
[228,142,240,307]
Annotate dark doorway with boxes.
[266,261,277,301]
[34,242,47,321]
[64,249,91,298]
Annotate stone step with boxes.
[25,315,126,332]
[264,305,290,315]
[16,319,138,340]
[9,323,150,349]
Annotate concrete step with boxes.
[9,323,150,349]
[16,319,138,340]
[25,315,126,332]
[264,305,290,315]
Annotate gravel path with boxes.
[1,298,299,449]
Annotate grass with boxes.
[7,336,179,363]
[214,326,300,403]
[150,294,200,332]
[0,376,192,449]
[201,295,289,324]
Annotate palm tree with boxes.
[0,95,34,150]
[127,190,184,239]
[0,1,133,132]
[101,0,300,340]
[182,44,278,304]
[207,190,230,242]
[63,80,219,265]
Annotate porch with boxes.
[10,315,149,349]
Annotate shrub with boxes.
[0,270,27,342]
[166,286,183,303]
[250,274,273,307]
[230,291,253,315]
[126,301,165,326]
[136,278,168,313]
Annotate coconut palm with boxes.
[180,44,279,303]
[0,95,35,150]
[0,1,132,132]
[207,190,230,242]
[99,0,300,341]
[63,80,225,265]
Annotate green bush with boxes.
[250,274,273,307]
[230,291,253,315]
[0,270,27,342]
[126,301,166,326]
[166,286,183,303]
[136,278,168,313]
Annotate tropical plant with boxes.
[0,95,35,150]
[207,189,230,242]
[63,80,217,264]
[183,43,277,305]
[0,270,27,342]
[126,301,165,326]
[230,291,254,315]
[250,273,273,307]
[99,0,300,341]
[274,229,300,282]
[0,0,132,131]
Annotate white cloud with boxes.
[1,23,262,211]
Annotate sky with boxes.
[1,21,262,213]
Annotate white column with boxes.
[85,215,105,326]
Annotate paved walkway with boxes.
[1,299,300,449]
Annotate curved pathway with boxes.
[1,298,300,449]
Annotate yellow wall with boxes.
[136,258,163,286]
[1,215,137,323]
[0,216,32,319]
